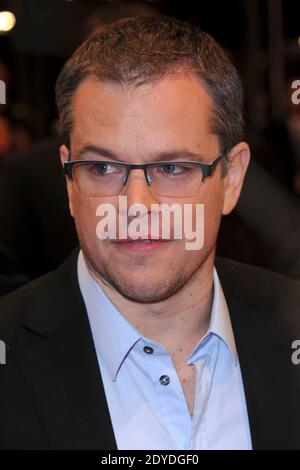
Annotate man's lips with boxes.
[112,237,174,251]
[114,236,171,243]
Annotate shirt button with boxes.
[143,346,154,354]
[159,375,170,386]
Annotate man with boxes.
[0,16,299,450]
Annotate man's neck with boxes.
[86,253,215,360]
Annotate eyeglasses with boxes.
[64,153,225,198]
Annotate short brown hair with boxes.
[56,15,244,154]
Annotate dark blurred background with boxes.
[0,0,299,295]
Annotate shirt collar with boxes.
[77,250,237,382]
[204,268,237,366]
[77,250,141,381]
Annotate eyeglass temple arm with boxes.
[202,153,225,180]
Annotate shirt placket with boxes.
[188,338,220,450]
[138,339,193,450]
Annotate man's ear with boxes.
[60,144,74,218]
[59,143,68,167]
[222,142,251,216]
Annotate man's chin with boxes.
[103,271,188,304]
[82,246,195,303]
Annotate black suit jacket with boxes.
[0,248,299,450]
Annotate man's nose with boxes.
[121,169,159,209]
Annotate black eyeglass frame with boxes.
[64,152,226,190]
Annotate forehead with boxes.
[71,73,216,158]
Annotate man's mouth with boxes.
[112,237,174,251]
[115,237,170,243]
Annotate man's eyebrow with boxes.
[75,144,120,161]
[74,144,207,162]
[151,150,207,162]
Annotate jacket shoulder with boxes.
[216,256,299,293]
[0,272,54,342]
[0,248,80,344]
[216,257,300,326]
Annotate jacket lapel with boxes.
[16,249,117,450]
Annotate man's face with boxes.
[61,73,249,302]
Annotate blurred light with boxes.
[298,36,300,48]
[0,11,16,33]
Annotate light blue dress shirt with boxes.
[77,250,252,450]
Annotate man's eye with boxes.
[160,164,185,175]
[90,163,116,175]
